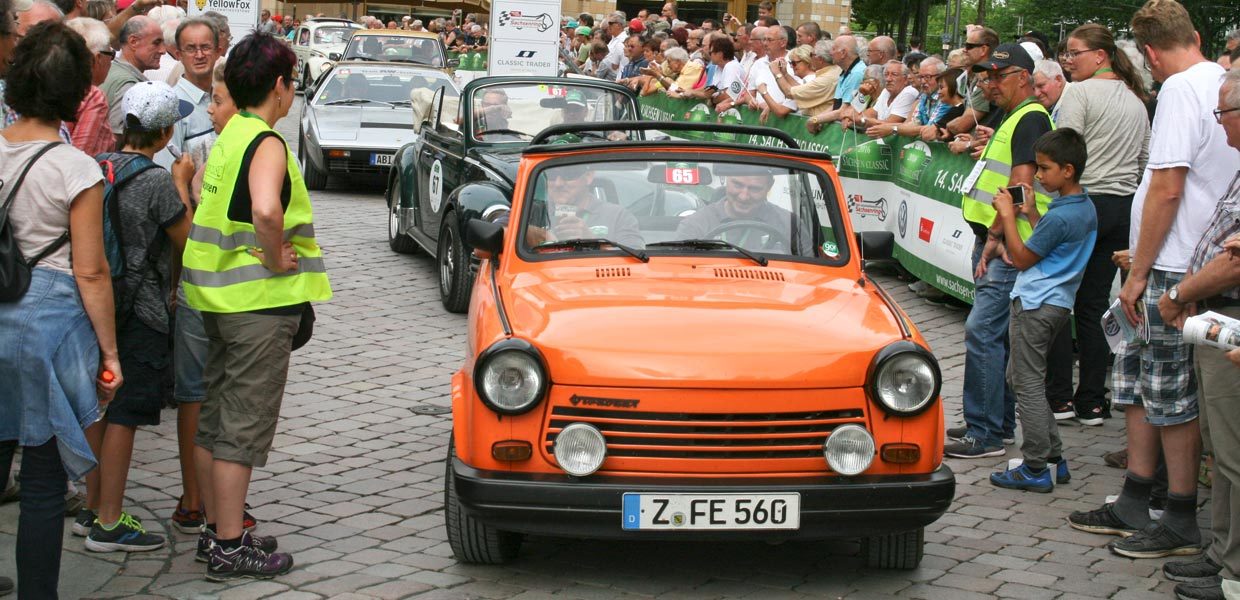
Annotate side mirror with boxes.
[446,58,460,68]
[855,231,894,263]
[328,52,341,61]
[466,218,504,259]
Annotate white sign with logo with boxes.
[188,0,260,41]
[488,0,560,76]
[428,159,444,213]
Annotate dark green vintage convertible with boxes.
[385,75,642,312]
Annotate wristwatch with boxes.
[1169,284,1185,305]
[892,125,898,135]
[775,73,783,79]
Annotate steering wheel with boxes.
[703,220,790,250]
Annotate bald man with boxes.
[17,0,63,35]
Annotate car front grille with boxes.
[326,158,388,175]
[545,405,867,472]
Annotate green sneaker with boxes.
[84,512,165,553]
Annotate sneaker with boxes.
[1055,459,1071,484]
[1077,405,1105,426]
[1068,503,1141,537]
[0,481,17,504]
[197,528,278,563]
[990,463,1054,493]
[1104,494,1166,520]
[0,575,12,597]
[242,504,258,532]
[1174,579,1224,600]
[172,498,206,534]
[1104,449,1128,469]
[84,512,165,553]
[1003,435,1016,446]
[946,425,967,440]
[1108,522,1203,559]
[908,281,928,294]
[1164,555,1223,583]
[72,509,97,537]
[64,490,87,516]
[944,436,1005,459]
[1050,399,1075,421]
[206,533,293,582]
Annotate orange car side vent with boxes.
[712,268,786,282]
[595,267,632,278]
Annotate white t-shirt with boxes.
[1130,61,1240,272]
[746,56,770,92]
[752,63,797,110]
[714,60,745,100]
[605,36,626,81]
[875,85,919,120]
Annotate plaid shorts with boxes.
[1111,269,1198,426]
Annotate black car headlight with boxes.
[474,339,549,415]
[867,341,940,416]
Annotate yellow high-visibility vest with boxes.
[961,98,1055,241]
[183,112,331,313]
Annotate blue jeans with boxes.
[963,238,1017,447]
[0,438,68,599]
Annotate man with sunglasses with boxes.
[945,25,997,136]
[945,42,1054,460]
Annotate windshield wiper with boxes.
[323,98,393,106]
[534,238,649,262]
[388,100,412,107]
[345,55,376,61]
[646,239,768,266]
[475,128,532,139]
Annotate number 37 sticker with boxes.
[664,163,700,185]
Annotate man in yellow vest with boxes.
[945,43,1054,459]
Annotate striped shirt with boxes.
[1187,171,1240,300]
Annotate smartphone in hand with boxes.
[1006,185,1026,206]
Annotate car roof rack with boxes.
[529,121,800,150]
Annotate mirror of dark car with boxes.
[855,231,894,265]
[328,52,341,61]
[446,58,460,68]
[467,218,504,259]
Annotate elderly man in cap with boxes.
[944,42,1055,460]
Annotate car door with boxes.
[415,88,462,242]
[295,27,310,71]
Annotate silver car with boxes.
[299,62,459,190]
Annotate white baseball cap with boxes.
[122,81,194,132]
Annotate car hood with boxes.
[315,43,348,57]
[467,147,522,185]
[312,105,415,144]
[501,265,904,389]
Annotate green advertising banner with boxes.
[639,94,980,303]
[448,50,488,71]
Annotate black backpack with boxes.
[0,142,65,302]
[96,151,162,318]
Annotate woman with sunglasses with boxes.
[1042,23,1151,428]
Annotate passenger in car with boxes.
[525,165,644,248]
[676,170,812,253]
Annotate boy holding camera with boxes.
[989,127,1098,492]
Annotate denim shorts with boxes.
[174,302,207,403]
[1111,269,1199,426]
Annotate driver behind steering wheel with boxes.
[675,169,810,253]
[524,165,644,248]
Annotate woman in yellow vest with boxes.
[180,32,331,582]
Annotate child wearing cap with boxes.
[82,80,197,554]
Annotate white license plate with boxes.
[622,493,800,531]
[370,153,394,166]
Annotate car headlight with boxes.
[823,424,875,475]
[554,423,606,476]
[474,339,548,415]
[868,342,940,415]
[318,61,331,73]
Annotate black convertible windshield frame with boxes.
[513,152,850,268]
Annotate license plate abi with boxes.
[370,153,394,166]
[622,493,800,531]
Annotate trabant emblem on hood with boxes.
[569,395,640,409]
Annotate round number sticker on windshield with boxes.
[665,164,700,185]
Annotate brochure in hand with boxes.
[1183,311,1240,351]
[1102,298,1150,353]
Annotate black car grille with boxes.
[326,158,388,175]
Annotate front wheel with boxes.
[861,528,924,569]
[437,211,472,313]
[300,129,327,191]
[444,437,521,564]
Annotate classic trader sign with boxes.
[488,0,560,76]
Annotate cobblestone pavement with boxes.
[0,99,1210,599]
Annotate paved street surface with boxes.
[0,99,1207,599]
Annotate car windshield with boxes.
[313,66,458,106]
[343,34,443,66]
[519,159,843,262]
[313,26,353,45]
[470,83,636,142]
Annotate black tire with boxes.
[861,528,924,569]
[444,438,521,564]
[437,211,472,313]
[387,176,418,254]
[300,129,328,191]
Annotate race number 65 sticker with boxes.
[664,164,700,185]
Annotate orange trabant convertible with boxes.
[444,122,955,569]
